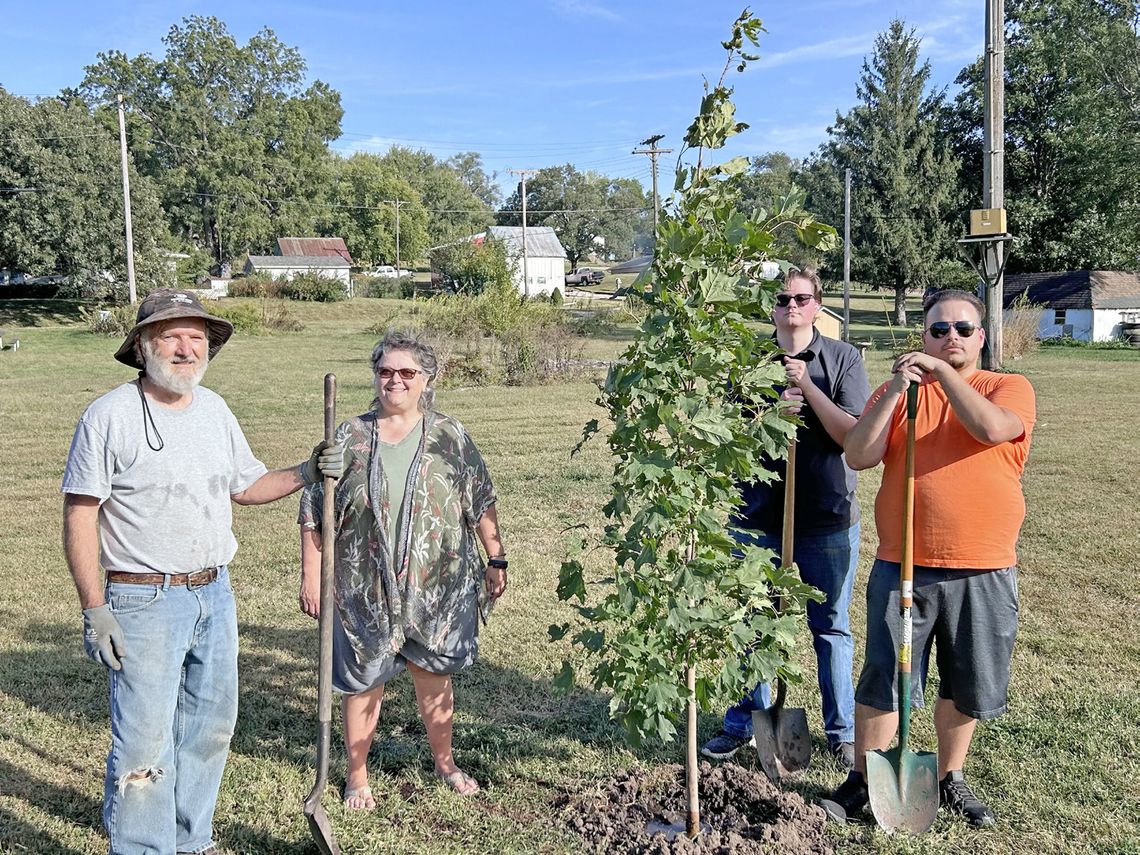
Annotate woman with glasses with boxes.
[298,330,506,808]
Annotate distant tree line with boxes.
[733,0,1140,324]
[0,15,650,297]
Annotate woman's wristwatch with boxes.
[487,557,508,570]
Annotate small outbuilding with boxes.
[483,226,567,297]
[244,255,352,291]
[276,237,354,265]
[1002,270,1140,342]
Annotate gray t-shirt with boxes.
[61,381,267,574]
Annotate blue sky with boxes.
[2,0,983,195]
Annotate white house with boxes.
[244,255,352,293]
[1003,270,1140,342]
[483,226,568,297]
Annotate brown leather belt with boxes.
[105,567,220,587]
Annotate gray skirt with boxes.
[332,599,480,695]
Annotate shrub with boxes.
[888,324,926,358]
[80,304,136,337]
[550,288,564,306]
[1002,291,1042,360]
[357,274,415,299]
[229,274,284,298]
[279,272,348,302]
[204,299,265,335]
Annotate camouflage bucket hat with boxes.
[114,289,234,370]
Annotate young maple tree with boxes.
[552,10,838,838]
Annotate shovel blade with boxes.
[866,745,939,835]
[751,706,811,783]
[303,801,340,855]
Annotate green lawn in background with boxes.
[0,297,1137,854]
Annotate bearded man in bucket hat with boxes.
[61,289,344,855]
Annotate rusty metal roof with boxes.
[1003,270,1140,310]
[276,237,353,264]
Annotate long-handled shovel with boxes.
[752,437,811,783]
[866,382,939,834]
[303,373,341,855]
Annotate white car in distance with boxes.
[370,265,412,279]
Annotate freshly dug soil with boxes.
[559,761,833,854]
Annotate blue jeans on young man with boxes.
[103,567,238,855]
[722,525,859,747]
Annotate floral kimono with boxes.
[299,410,497,669]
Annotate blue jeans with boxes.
[103,567,238,855]
[723,525,859,745]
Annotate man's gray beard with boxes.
[142,339,209,395]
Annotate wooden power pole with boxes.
[383,199,407,273]
[843,168,852,342]
[633,135,673,239]
[507,169,538,298]
[117,94,137,305]
[982,0,1005,369]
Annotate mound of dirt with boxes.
[559,761,833,854]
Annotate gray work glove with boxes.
[83,604,126,671]
[301,440,345,486]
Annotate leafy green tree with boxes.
[377,146,493,248]
[949,0,1140,270]
[500,165,650,267]
[813,20,960,324]
[79,16,343,266]
[319,153,429,268]
[446,151,501,210]
[0,89,167,296]
[428,236,513,295]
[553,12,833,837]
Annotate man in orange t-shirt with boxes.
[820,289,1035,829]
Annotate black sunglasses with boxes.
[377,367,423,380]
[775,293,816,308]
[927,321,979,339]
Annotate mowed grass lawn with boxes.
[1,296,1138,854]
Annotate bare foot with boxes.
[342,784,376,811]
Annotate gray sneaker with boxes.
[940,770,996,828]
[829,740,856,769]
[699,731,750,760]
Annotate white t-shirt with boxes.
[61,381,268,574]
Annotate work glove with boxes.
[83,604,126,671]
[301,440,345,486]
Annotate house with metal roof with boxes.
[244,255,352,294]
[483,226,568,297]
[276,237,354,265]
[1002,270,1140,342]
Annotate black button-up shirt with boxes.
[736,328,870,537]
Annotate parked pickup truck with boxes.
[564,267,605,286]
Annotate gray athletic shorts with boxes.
[855,560,1019,720]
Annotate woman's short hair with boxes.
[785,265,824,301]
[922,288,986,321]
[370,330,438,411]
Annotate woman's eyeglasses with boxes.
[927,321,978,339]
[775,293,816,308]
[377,367,423,380]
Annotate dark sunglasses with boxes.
[927,321,979,339]
[377,367,423,380]
[775,293,816,308]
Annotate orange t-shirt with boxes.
[869,370,1036,569]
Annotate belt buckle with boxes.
[186,568,208,590]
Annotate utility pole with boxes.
[982,0,1005,369]
[507,168,538,298]
[383,199,407,273]
[843,168,852,342]
[117,94,137,305]
[633,135,673,240]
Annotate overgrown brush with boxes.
[278,272,348,302]
[79,304,136,336]
[229,274,284,299]
[356,275,415,299]
[1003,291,1042,360]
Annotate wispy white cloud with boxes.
[757,33,876,69]
[550,0,622,23]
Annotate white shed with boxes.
[1003,270,1140,342]
[484,226,568,297]
[244,255,352,293]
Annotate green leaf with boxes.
[556,559,587,603]
[553,661,575,694]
